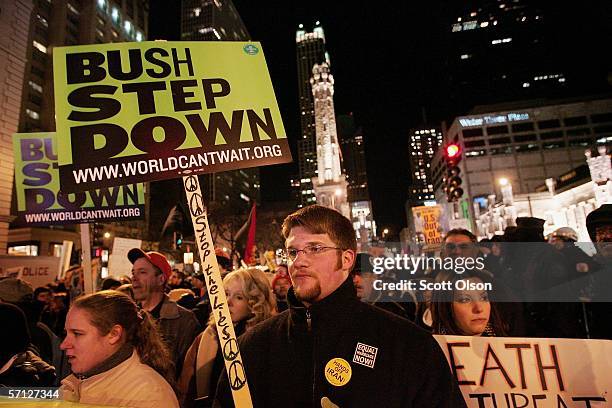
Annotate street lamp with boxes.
[498,177,514,206]
[382,228,389,240]
[103,232,111,239]
[497,177,517,228]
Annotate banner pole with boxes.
[79,223,93,294]
[57,240,73,281]
[182,175,253,407]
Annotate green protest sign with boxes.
[53,41,291,192]
[12,132,145,226]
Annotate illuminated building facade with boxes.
[310,63,349,219]
[8,0,148,255]
[19,0,147,134]
[431,97,612,226]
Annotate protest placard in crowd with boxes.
[12,132,145,226]
[107,237,142,278]
[435,335,611,407]
[0,256,59,288]
[52,40,295,407]
[53,41,291,193]
[413,205,443,244]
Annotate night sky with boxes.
[149,1,612,238]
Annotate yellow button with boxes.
[324,358,352,387]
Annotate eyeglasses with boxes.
[444,243,474,251]
[284,245,343,261]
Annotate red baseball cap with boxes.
[271,273,292,290]
[128,249,172,281]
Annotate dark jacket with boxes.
[154,295,202,377]
[215,278,466,408]
[0,351,56,387]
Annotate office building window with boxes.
[487,125,509,135]
[566,128,591,137]
[490,137,511,145]
[512,122,534,132]
[32,40,47,53]
[538,119,561,129]
[540,131,563,140]
[465,140,485,148]
[26,109,40,120]
[591,112,612,123]
[563,116,587,126]
[543,141,565,149]
[463,128,483,138]
[28,80,43,93]
[67,2,80,15]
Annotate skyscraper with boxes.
[444,0,610,116]
[8,0,149,254]
[407,126,443,206]
[0,0,33,253]
[181,0,248,41]
[338,115,376,245]
[338,114,370,203]
[161,0,260,237]
[19,0,148,134]
[296,21,329,207]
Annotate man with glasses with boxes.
[215,205,466,407]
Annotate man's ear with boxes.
[157,272,166,287]
[342,249,356,273]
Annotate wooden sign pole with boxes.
[79,223,93,294]
[182,175,253,407]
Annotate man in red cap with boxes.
[128,248,201,376]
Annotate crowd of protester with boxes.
[0,203,609,407]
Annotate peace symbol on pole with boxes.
[189,193,205,217]
[223,338,240,361]
[184,175,198,192]
[229,360,247,390]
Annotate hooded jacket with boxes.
[215,277,466,407]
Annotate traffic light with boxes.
[174,232,183,250]
[92,223,103,247]
[444,143,464,202]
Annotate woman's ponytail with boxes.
[134,311,175,384]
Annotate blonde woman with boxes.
[178,268,276,407]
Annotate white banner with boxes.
[0,256,59,289]
[434,335,612,407]
[107,237,143,279]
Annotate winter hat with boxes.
[0,278,34,303]
[352,253,374,276]
[586,204,612,242]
